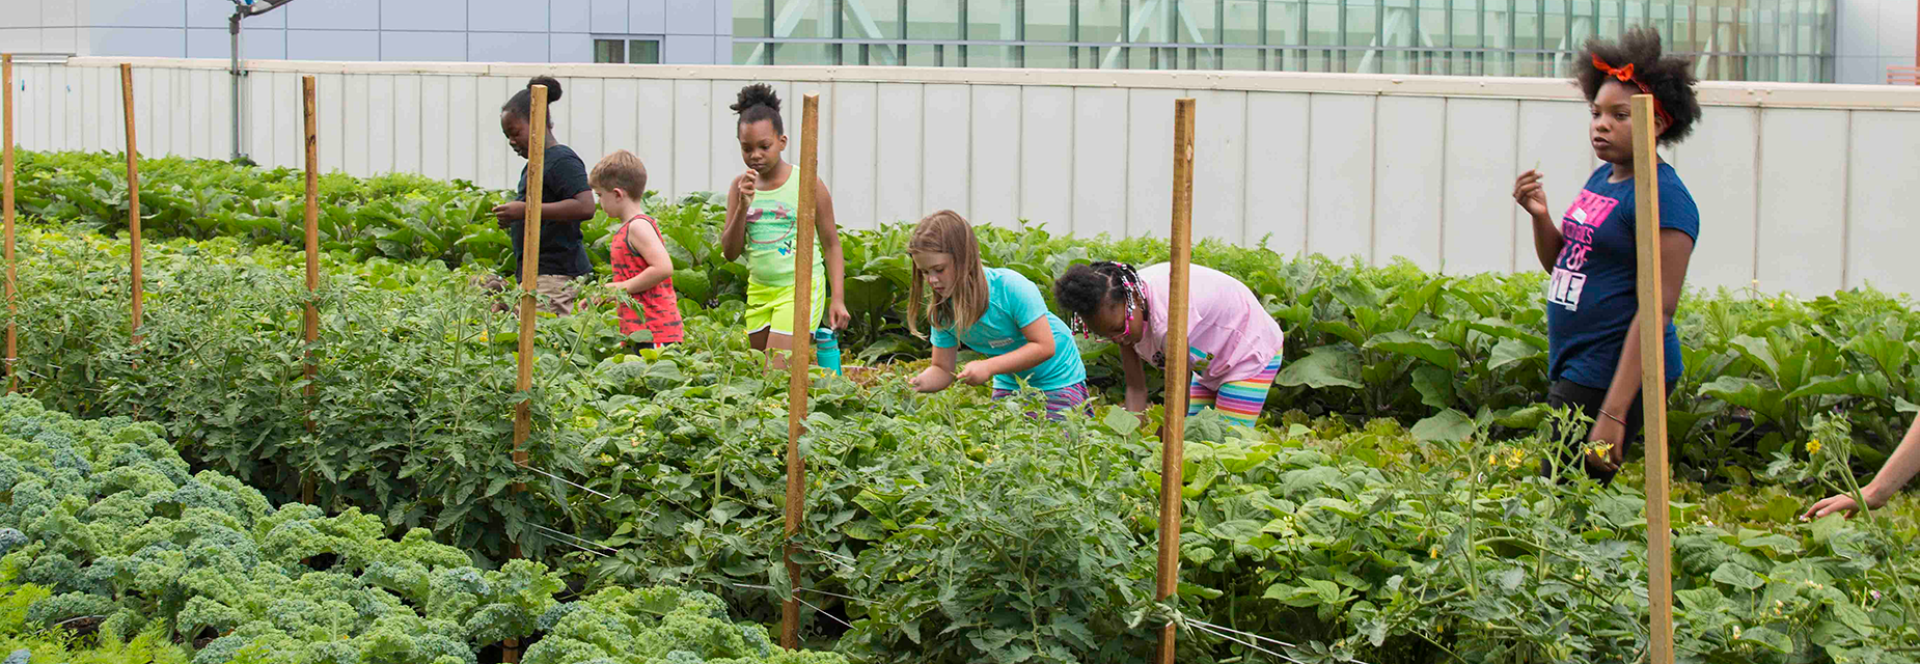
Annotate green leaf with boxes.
[1488,337,1542,371]
[1412,409,1474,443]
[1675,587,1728,613]
[1737,626,1794,654]
[1411,366,1455,410]
[1833,603,1873,637]
[1365,331,1460,371]
[1103,408,1140,437]
[1275,346,1364,390]
[1709,562,1765,591]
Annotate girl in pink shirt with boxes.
[1054,261,1286,427]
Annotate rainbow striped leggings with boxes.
[1187,351,1284,427]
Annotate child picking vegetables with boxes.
[590,150,682,348]
[479,76,597,315]
[1052,261,1285,427]
[1512,27,1702,484]
[905,211,1091,420]
[718,84,850,367]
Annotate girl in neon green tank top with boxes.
[719,84,850,363]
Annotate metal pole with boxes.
[1260,0,1271,70]
[900,0,910,64]
[230,11,245,161]
[1072,0,1081,67]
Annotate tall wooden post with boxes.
[2,54,16,394]
[780,91,821,652]
[1631,93,1674,664]
[1155,97,1197,664]
[501,82,549,664]
[301,75,320,506]
[121,64,143,342]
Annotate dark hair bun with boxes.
[528,76,564,104]
[731,83,781,114]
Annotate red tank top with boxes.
[609,213,683,344]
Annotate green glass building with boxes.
[728,0,1837,82]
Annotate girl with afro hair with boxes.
[1512,27,1702,484]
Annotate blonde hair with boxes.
[907,210,990,338]
[589,150,649,198]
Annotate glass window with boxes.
[1451,0,1484,75]
[593,39,625,63]
[629,39,660,64]
[1343,0,1377,73]
[859,0,905,65]
[736,0,769,38]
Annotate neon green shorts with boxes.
[745,278,826,336]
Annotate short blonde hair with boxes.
[590,150,649,198]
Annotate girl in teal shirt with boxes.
[905,211,1089,420]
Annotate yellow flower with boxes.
[1429,545,1440,559]
[1732,625,1742,639]
[1805,440,1822,455]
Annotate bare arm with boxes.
[613,222,675,294]
[1514,169,1566,273]
[1586,229,1695,472]
[720,173,751,262]
[813,178,851,329]
[1806,415,1920,518]
[546,190,598,223]
[1122,344,1150,413]
[979,318,1056,377]
[911,345,960,393]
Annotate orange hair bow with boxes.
[1592,54,1675,127]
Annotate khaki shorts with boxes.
[470,274,580,315]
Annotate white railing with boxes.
[9,56,1920,296]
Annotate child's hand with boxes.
[1513,170,1550,220]
[908,366,953,393]
[493,201,528,227]
[736,171,758,204]
[954,362,994,387]
[827,301,851,330]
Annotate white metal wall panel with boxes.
[421,76,451,180]
[601,78,637,171]
[1243,91,1310,254]
[1679,106,1759,293]
[830,81,878,230]
[1756,109,1848,296]
[1126,88,1179,238]
[566,77,603,171]
[1071,87,1128,240]
[1440,98,1518,275]
[1019,86,1074,235]
[13,60,1920,298]
[1845,111,1920,294]
[446,76,478,184]
[1511,100,1592,273]
[671,79,710,196]
[1307,94,1374,262]
[632,79,675,196]
[368,75,396,175]
[1188,89,1248,244]
[393,75,423,175]
[343,76,371,177]
[968,85,1021,229]
[873,83,925,227]
[1374,96,1445,271]
[921,84,970,219]
[317,74,345,177]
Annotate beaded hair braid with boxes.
[1066,261,1144,337]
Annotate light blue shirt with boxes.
[931,268,1088,392]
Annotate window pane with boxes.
[1028,45,1074,68]
[1307,0,1338,47]
[594,39,625,64]
[1344,0,1377,72]
[736,0,768,38]
[630,40,660,64]
[909,0,961,40]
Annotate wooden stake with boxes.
[301,75,319,506]
[1631,93,1674,664]
[1155,97,1197,664]
[780,91,821,652]
[121,64,143,342]
[3,54,16,394]
[498,83,548,664]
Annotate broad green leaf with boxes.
[1412,409,1475,443]
[1488,337,1542,371]
[1675,587,1727,612]
[1737,626,1794,654]
[1365,331,1460,372]
[1275,346,1364,390]
[1103,408,1141,436]
[1709,562,1765,591]
[1412,365,1455,410]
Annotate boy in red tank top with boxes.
[590,150,683,348]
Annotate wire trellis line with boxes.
[522,463,613,500]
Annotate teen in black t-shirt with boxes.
[486,76,598,314]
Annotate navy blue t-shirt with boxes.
[1546,162,1700,389]
[510,143,594,278]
